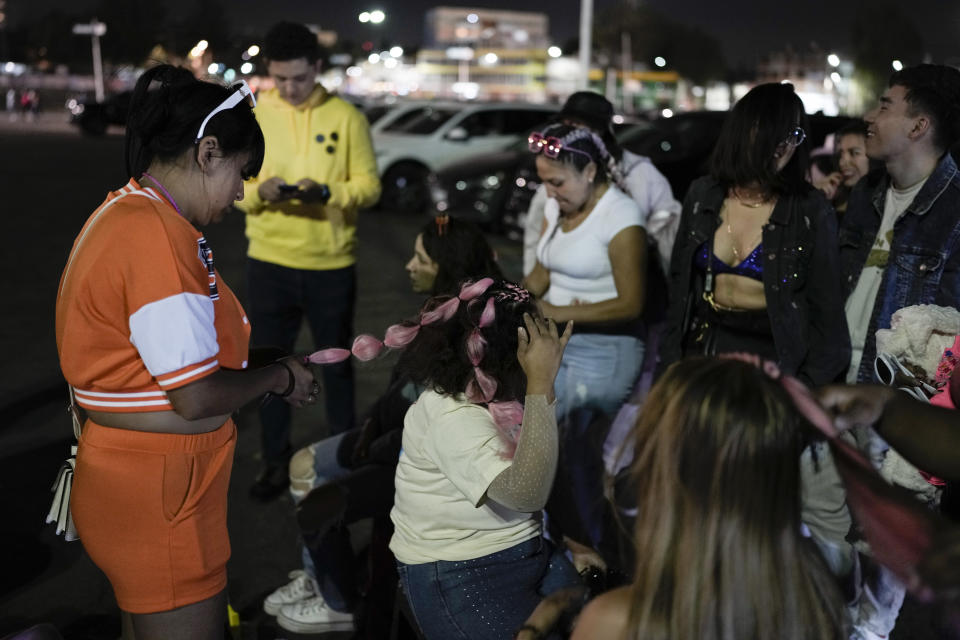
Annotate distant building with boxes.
[417,7,550,101]
[756,44,852,116]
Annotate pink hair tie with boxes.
[384,323,420,348]
[420,296,460,325]
[305,348,351,364]
[351,334,385,361]
[459,277,494,301]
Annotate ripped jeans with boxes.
[553,333,644,420]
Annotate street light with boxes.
[892,59,904,71]
[654,56,666,68]
[548,46,562,58]
[827,53,840,68]
[369,10,385,24]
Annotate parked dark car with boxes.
[67,91,132,136]
[428,110,854,239]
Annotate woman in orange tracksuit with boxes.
[55,65,316,639]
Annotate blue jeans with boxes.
[551,333,643,546]
[246,259,356,465]
[553,333,644,419]
[397,537,580,640]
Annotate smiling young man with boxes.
[838,63,960,640]
[238,22,380,503]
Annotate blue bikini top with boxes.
[694,241,764,281]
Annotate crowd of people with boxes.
[45,15,960,640]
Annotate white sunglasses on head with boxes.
[195,80,256,142]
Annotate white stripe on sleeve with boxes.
[128,292,219,379]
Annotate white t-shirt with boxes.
[390,390,540,565]
[844,178,928,382]
[522,151,678,276]
[535,186,644,306]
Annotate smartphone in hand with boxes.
[277,184,303,196]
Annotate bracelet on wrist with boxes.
[275,361,296,397]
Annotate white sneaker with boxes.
[277,595,355,633]
[263,570,319,616]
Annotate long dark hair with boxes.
[709,83,810,196]
[125,65,264,180]
[624,356,845,640]
[420,216,503,295]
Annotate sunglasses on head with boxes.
[528,131,594,162]
[195,80,257,143]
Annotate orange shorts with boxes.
[72,418,236,614]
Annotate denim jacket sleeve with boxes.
[794,195,851,385]
[658,179,708,376]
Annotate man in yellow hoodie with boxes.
[240,21,381,501]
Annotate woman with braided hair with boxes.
[262,217,505,635]
[345,277,582,640]
[523,121,649,557]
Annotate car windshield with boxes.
[382,107,461,134]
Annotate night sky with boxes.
[11,0,960,67]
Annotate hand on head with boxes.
[516,313,572,398]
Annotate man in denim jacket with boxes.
[841,64,960,385]
[838,63,960,640]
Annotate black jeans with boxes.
[246,258,356,465]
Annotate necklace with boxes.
[141,171,183,216]
[723,209,762,265]
[731,187,770,208]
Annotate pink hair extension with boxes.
[305,348,351,364]
[306,278,498,363]
[466,328,487,367]
[351,334,385,361]
[384,323,421,348]
[477,296,496,328]
[420,296,460,325]
[488,400,525,459]
[459,277,495,300]
[466,367,498,403]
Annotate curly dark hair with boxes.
[397,280,538,402]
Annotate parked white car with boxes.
[372,101,557,213]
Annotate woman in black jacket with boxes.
[659,82,850,385]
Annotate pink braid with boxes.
[488,400,525,459]
[466,368,498,404]
[305,348,352,364]
[351,334,385,361]
[306,278,497,362]
[466,328,487,367]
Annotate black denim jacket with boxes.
[660,176,851,385]
[839,153,960,382]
